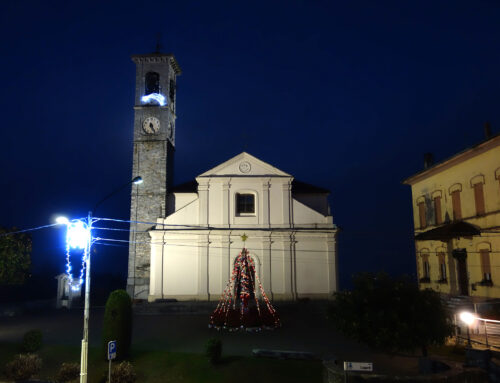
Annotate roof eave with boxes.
[403,133,500,185]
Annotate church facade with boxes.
[126,52,339,301]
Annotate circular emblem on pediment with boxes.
[239,161,251,174]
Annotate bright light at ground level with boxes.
[459,311,476,326]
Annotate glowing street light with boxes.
[459,311,476,326]
[132,176,143,185]
[56,175,143,383]
[55,216,70,225]
[67,221,91,250]
[459,311,476,347]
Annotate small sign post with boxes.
[107,341,117,383]
[343,361,373,382]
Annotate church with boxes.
[126,51,339,302]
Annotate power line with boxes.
[92,226,148,233]
[0,222,63,237]
[94,242,129,248]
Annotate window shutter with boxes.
[451,190,462,220]
[438,252,446,279]
[434,196,442,225]
[474,183,485,216]
[418,202,426,228]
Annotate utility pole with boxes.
[80,211,93,383]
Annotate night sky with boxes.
[1,1,499,289]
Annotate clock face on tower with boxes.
[143,117,160,134]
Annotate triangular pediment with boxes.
[198,152,291,178]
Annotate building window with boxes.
[451,190,462,221]
[418,201,426,229]
[438,252,447,282]
[423,259,430,278]
[473,183,486,216]
[434,196,442,225]
[236,193,255,215]
[169,79,175,101]
[145,72,160,95]
[480,249,492,284]
[420,254,430,283]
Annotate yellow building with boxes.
[403,132,500,299]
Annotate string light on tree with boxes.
[209,233,280,331]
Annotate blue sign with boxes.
[108,341,117,360]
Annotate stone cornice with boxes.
[131,53,182,75]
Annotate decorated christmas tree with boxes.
[209,236,280,331]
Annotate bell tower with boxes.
[127,52,181,300]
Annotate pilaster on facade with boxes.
[216,232,231,279]
[198,235,211,300]
[281,237,294,299]
[222,181,231,226]
[260,236,273,295]
[281,181,293,227]
[261,180,271,228]
[197,180,210,226]
[149,232,165,299]
[326,237,338,294]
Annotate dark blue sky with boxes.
[1,1,499,288]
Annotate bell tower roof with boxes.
[131,53,182,75]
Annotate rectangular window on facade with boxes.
[434,196,442,225]
[236,193,255,215]
[451,190,462,220]
[438,252,447,281]
[418,202,426,229]
[480,249,492,282]
[473,183,486,216]
[421,254,430,281]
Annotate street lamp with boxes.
[459,311,476,347]
[56,175,143,383]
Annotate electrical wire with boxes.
[0,222,62,237]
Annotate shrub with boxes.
[110,361,136,383]
[205,338,222,364]
[22,329,43,352]
[102,290,132,360]
[5,353,42,381]
[329,272,454,356]
[57,362,80,382]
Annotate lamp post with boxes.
[57,176,143,383]
[459,311,476,348]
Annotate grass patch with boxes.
[0,342,322,383]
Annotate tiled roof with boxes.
[291,180,330,194]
